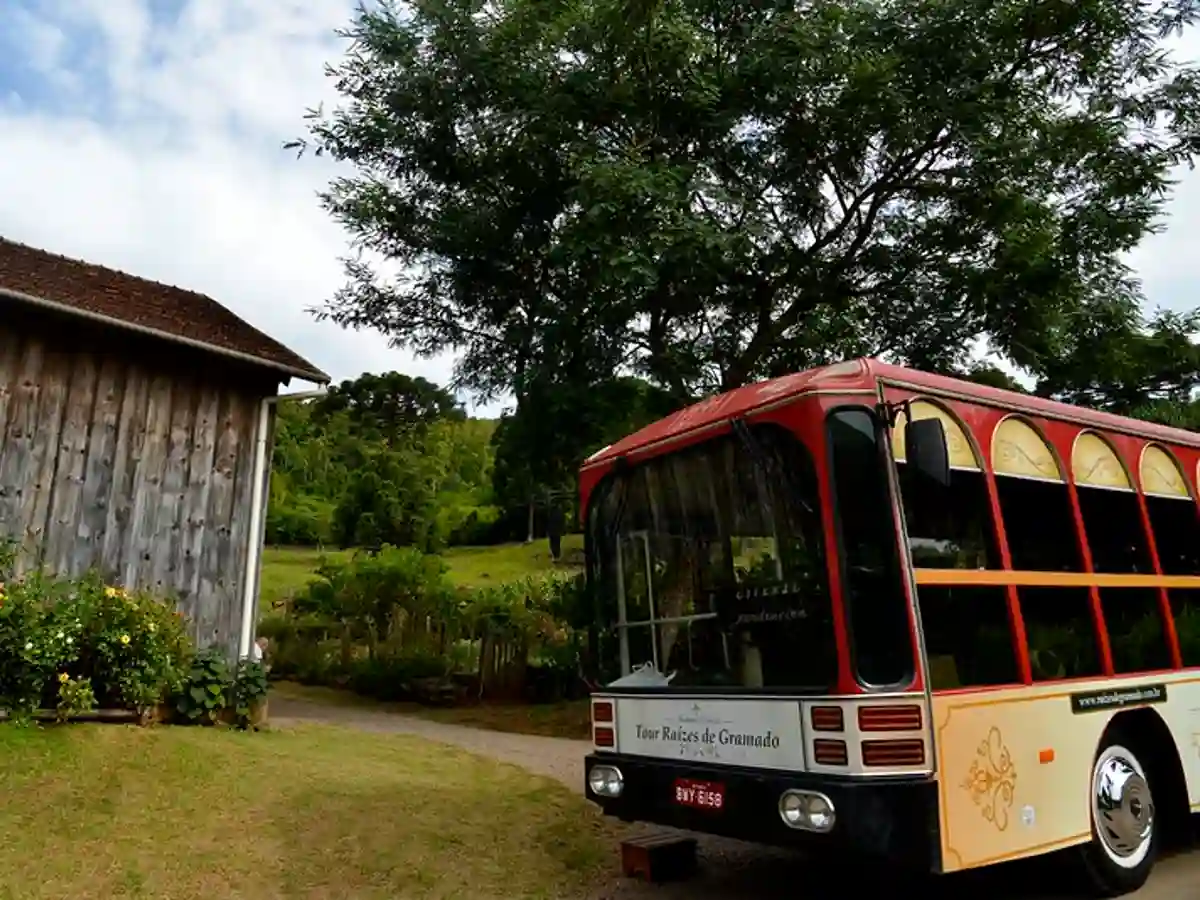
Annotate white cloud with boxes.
[0,0,500,408]
[0,0,1197,422]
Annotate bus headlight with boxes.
[588,765,624,798]
[778,789,836,833]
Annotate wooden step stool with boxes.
[620,832,698,883]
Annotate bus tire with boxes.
[1078,738,1158,896]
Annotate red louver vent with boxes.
[813,739,848,766]
[858,705,922,732]
[810,706,844,732]
[862,739,925,767]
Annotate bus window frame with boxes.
[584,421,839,694]
[824,403,918,692]
[886,399,1031,694]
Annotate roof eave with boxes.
[0,286,331,385]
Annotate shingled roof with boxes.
[0,237,329,384]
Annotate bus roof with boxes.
[581,357,1200,470]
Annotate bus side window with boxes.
[1075,473,1171,675]
[1144,484,1200,668]
[994,475,1103,681]
[898,446,1018,690]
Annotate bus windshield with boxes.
[586,423,837,691]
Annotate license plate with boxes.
[673,778,725,811]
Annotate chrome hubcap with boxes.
[1094,753,1154,861]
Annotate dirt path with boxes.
[269,691,1197,899]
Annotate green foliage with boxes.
[0,571,191,722]
[293,545,457,642]
[267,373,503,548]
[1037,308,1200,418]
[314,371,465,441]
[296,0,1200,414]
[174,648,232,726]
[230,660,270,729]
[0,572,81,722]
[0,539,16,581]
[267,555,591,704]
[86,583,192,712]
[55,674,96,723]
[1175,604,1200,665]
[345,652,449,701]
[490,376,684,518]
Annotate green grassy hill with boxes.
[260,534,585,609]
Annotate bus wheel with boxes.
[1079,740,1158,896]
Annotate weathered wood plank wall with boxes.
[0,313,276,656]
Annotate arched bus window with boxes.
[1140,446,1200,667]
[1071,432,1170,673]
[991,417,1102,681]
[892,401,1018,690]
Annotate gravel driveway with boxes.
[269,692,1196,899]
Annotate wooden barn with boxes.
[0,237,329,657]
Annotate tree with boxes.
[314,371,465,444]
[490,375,684,524]
[266,373,500,548]
[1035,306,1200,415]
[297,0,1200,404]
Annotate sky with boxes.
[0,1,1197,410]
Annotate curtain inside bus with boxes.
[586,423,837,691]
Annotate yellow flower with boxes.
[120,634,131,645]
[58,672,69,684]
[104,586,119,599]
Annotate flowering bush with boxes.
[0,570,87,723]
[56,674,96,722]
[0,561,193,723]
[82,581,192,711]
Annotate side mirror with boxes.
[905,417,951,487]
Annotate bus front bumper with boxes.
[584,753,939,870]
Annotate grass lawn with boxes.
[273,681,593,741]
[0,723,613,900]
[440,534,584,588]
[258,546,355,610]
[260,535,585,608]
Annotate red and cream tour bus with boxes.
[580,358,1200,895]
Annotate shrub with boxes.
[444,505,503,546]
[0,570,93,721]
[230,659,270,729]
[0,557,192,722]
[347,651,447,701]
[56,674,96,723]
[173,647,232,725]
[80,580,192,712]
[171,648,273,730]
[266,493,335,546]
[267,556,591,705]
[1176,602,1200,663]
[293,545,458,658]
[0,546,273,729]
